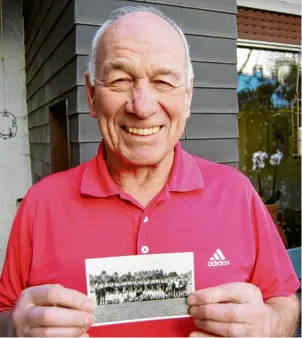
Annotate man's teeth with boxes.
[126,127,161,136]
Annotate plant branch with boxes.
[238,49,253,75]
[257,170,263,198]
[272,166,278,196]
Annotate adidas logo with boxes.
[208,249,230,267]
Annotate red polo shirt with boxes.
[0,141,299,337]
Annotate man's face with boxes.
[86,12,193,166]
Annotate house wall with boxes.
[24,0,78,183]
[0,0,32,271]
[74,0,239,166]
[26,0,239,177]
[237,7,301,45]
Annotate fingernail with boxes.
[190,332,202,337]
[187,294,197,305]
[86,313,95,326]
[189,305,198,315]
[84,298,96,311]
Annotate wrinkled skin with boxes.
[12,284,96,337]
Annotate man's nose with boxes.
[126,85,156,118]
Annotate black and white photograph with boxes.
[85,252,194,326]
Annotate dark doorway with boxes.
[49,100,70,173]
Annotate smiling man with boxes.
[85,7,193,208]
[0,5,300,338]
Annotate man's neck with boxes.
[105,146,175,207]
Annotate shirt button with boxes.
[141,246,149,254]
[143,216,149,223]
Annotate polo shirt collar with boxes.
[167,141,204,192]
[80,141,120,198]
[81,140,204,198]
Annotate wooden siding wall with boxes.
[24,0,77,183]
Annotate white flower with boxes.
[252,151,268,171]
[269,150,283,166]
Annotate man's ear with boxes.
[185,78,194,119]
[85,72,97,118]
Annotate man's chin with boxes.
[121,150,170,167]
[124,155,165,167]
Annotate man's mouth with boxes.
[124,126,161,136]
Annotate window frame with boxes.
[237,39,302,53]
[236,39,301,157]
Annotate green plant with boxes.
[252,150,283,204]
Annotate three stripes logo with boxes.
[208,248,230,267]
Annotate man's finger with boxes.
[24,305,95,328]
[189,331,217,337]
[26,326,88,337]
[187,282,260,305]
[194,318,247,337]
[189,303,248,323]
[29,284,96,311]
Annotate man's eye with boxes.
[112,79,131,84]
[109,79,133,91]
[108,78,174,91]
[155,80,169,84]
[154,80,174,88]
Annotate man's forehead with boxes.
[107,12,179,36]
[99,12,186,58]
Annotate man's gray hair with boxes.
[87,5,194,88]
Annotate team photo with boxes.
[85,252,194,325]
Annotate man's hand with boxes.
[187,282,272,337]
[12,284,96,337]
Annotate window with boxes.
[237,46,301,248]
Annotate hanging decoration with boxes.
[0,0,18,140]
[0,108,17,139]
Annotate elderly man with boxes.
[0,5,300,338]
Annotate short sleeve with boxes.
[0,197,32,312]
[249,187,300,300]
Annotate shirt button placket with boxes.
[138,215,149,255]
